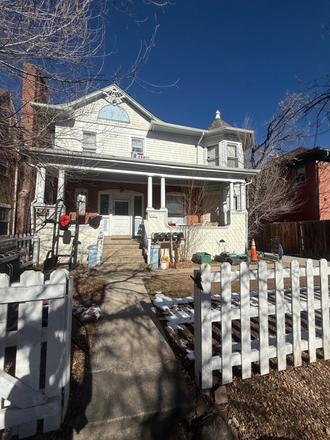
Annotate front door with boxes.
[113,200,131,235]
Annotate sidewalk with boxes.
[73,271,194,440]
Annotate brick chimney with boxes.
[21,63,48,147]
[16,64,48,234]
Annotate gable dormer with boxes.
[204,110,245,169]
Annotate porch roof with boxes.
[30,148,259,184]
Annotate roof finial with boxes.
[215,110,221,119]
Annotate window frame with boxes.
[206,145,219,167]
[227,143,238,168]
[131,137,145,158]
[82,131,97,152]
[294,166,306,187]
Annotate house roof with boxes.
[30,83,254,141]
[281,146,330,168]
[207,110,231,130]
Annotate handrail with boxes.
[143,219,152,265]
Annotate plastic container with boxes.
[150,244,160,269]
[87,244,98,269]
[196,252,211,264]
[160,260,167,270]
[161,256,170,268]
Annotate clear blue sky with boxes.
[99,0,330,149]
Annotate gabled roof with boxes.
[29,83,254,142]
[30,83,161,123]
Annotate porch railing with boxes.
[143,220,152,264]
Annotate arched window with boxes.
[98,104,130,123]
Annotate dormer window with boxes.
[227,144,238,168]
[82,132,96,152]
[207,145,219,167]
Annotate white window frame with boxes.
[131,137,145,158]
[166,192,186,224]
[82,131,97,152]
[206,145,219,167]
[227,143,238,168]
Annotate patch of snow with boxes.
[186,350,195,360]
[180,338,189,348]
[73,304,101,320]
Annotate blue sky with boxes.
[100,1,330,148]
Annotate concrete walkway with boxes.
[73,270,194,440]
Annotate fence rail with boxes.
[0,269,73,438]
[10,234,34,268]
[194,260,330,389]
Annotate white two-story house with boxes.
[29,84,258,264]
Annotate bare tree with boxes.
[247,162,303,236]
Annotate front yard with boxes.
[144,268,330,440]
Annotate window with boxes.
[207,145,219,166]
[131,138,144,157]
[98,104,130,123]
[100,194,109,215]
[294,166,306,186]
[82,132,96,152]
[0,204,10,235]
[166,194,185,217]
[227,144,238,168]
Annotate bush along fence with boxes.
[0,269,73,438]
[194,260,330,389]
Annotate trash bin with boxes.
[87,244,98,269]
[196,252,211,264]
[150,244,160,269]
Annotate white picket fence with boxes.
[0,269,73,438]
[194,259,330,389]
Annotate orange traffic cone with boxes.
[251,238,258,261]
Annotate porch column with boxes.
[160,176,166,208]
[222,187,229,225]
[35,166,46,204]
[229,182,234,212]
[147,175,153,209]
[57,169,66,203]
[240,183,246,211]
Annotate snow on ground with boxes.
[73,304,101,320]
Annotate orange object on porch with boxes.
[251,238,258,261]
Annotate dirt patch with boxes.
[144,267,330,440]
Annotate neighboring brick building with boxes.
[275,146,330,222]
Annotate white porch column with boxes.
[57,169,66,203]
[147,176,153,209]
[240,183,246,211]
[229,182,234,212]
[35,166,46,204]
[160,176,166,209]
[222,187,229,225]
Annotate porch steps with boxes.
[99,237,148,272]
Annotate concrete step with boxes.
[97,262,148,272]
[102,248,143,257]
[101,256,146,264]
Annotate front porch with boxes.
[31,149,255,265]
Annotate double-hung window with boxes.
[82,132,97,152]
[131,138,144,157]
[227,144,238,168]
[207,145,219,166]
